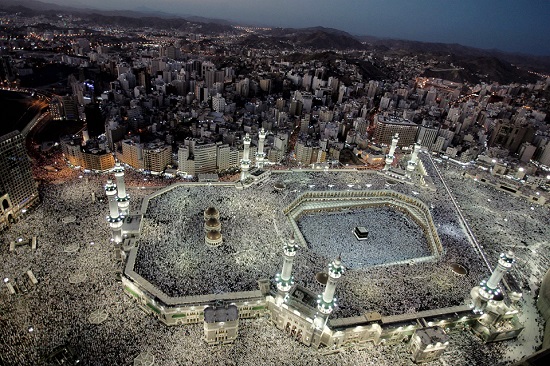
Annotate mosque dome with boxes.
[205,217,221,231]
[205,207,218,215]
[207,230,222,240]
[205,229,223,247]
[206,218,220,227]
[204,207,220,220]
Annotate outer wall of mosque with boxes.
[120,182,524,353]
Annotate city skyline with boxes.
[36,0,550,56]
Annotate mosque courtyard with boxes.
[1,158,548,364]
[133,170,478,319]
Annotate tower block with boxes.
[256,128,267,169]
[275,235,298,298]
[240,133,252,181]
[113,162,130,216]
[384,133,399,171]
[105,180,123,244]
[317,257,344,315]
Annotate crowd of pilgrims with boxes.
[0,154,547,364]
[297,207,432,268]
[135,167,487,318]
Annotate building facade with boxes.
[118,183,523,357]
[61,138,115,171]
[0,131,39,217]
[374,114,419,147]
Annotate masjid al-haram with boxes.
[2,157,548,365]
[131,181,445,316]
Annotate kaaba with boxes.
[354,226,369,240]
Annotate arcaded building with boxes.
[115,178,524,359]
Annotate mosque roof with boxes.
[204,305,238,323]
[205,218,220,227]
[204,207,219,215]
[207,231,222,240]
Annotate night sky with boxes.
[46,0,550,55]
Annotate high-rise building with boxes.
[120,140,143,169]
[84,103,105,138]
[300,115,311,134]
[236,78,250,97]
[295,140,326,166]
[488,120,535,154]
[0,131,39,216]
[195,83,209,103]
[121,138,171,173]
[142,143,172,173]
[178,146,195,176]
[424,88,437,105]
[193,143,218,174]
[212,93,226,113]
[538,142,550,166]
[204,70,216,88]
[260,79,272,93]
[0,55,16,82]
[62,96,79,120]
[366,80,378,99]
[417,121,440,150]
[295,91,313,113]
[518,142,537,163]
[49,97,63,121]
[61,136,115,172]
[216,143,239,171]
[289,99,303,116]
[201,61,215,77]
[373,114,418,147]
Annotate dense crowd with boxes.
[0,156,547,364]
[298,207,431,268]
[133,168,490,318]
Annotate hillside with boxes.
[358,36,550,75]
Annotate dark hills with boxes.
[425,56,538,84]
[359,36,550,76]
[1,0,549,82]
[239,28,364,51]
[290,29,364,50]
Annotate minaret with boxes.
[240,133,251,181]
[471,251,515,313]
[317,256,344,315]
[406,141,421,176]
[112,162,130,216]
[384,133,399,171]
[275,235,298,299]
[104,180,123,244]
[256,128,267,169]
